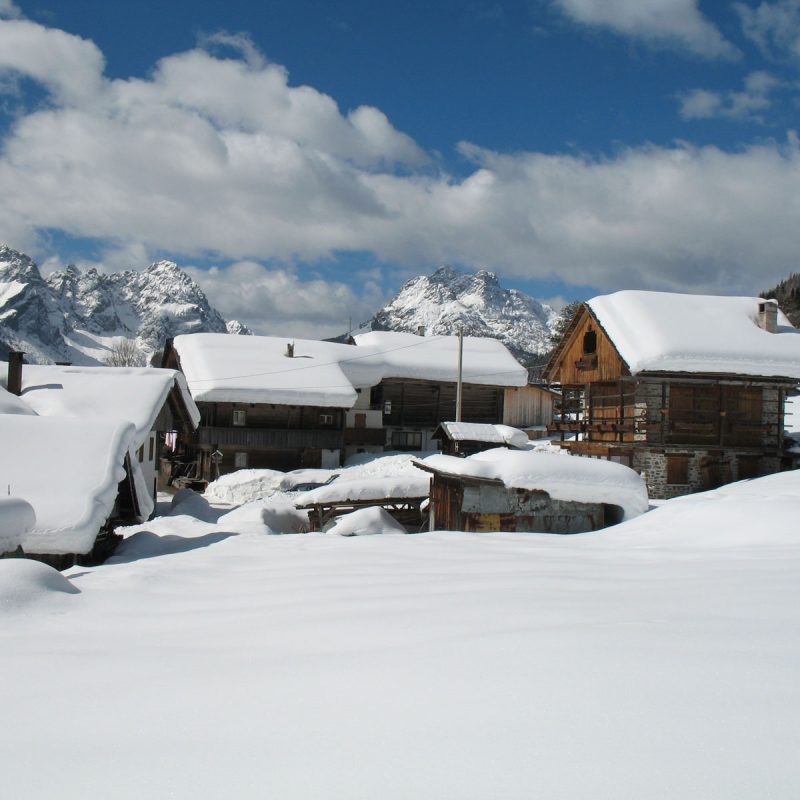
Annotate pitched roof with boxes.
[173,331,527,407]
[549,290,800,381]
[0,415,137,555]
[12,364,200,446]
[587,291,800,379]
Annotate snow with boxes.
[0,415,137,554]
[325,506,408,536]
[15,363,200,445]
[279,468,339,490]
[353,330,528,386]
[0,497,36,552]
[0,559,79,611]
[0,385,36,415]
[420,447,649,520]
[173,329,526,407]
[295,473,431,505]
[0,278,26,306]
[203,468,286,504]
[438,421,529,447]
[173,333,371,406]
[2,469,800,798]
[588,290,800,378]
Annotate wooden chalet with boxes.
[545,291,800,499]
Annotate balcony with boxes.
[344,427,386,446]
[195,426,343,450]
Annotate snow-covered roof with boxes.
[436,422,529,448]
[173,333,375,407]
[418,448,649,520]
[9,363,200,446]
[353,331,528,387]
[587,290,800,379]
[294,474,431,506]
[173,330,527,407]
[0,415,137,555]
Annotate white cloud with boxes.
[678,71,782,121]
[736,0,800,61]
[0,0,22,20]
[184,261,387,338]
[1,15,799,303]
[0,19,105,104]
[551,0,738,58]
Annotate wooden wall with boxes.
[503,385,555,428]
[550,309,627,386]
[375,379,503,427]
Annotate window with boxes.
[667,456,689,485]
[148,436,155,462]
[582,330,597,354]
[137,445,144,463]
[232,409,246,426]
[391,430,422,450]
[319,413,334,426]
[234,452,248,469]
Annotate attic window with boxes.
[583,330,597,354]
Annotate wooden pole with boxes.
[456,327,464,423]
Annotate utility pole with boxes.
[455,326,463,423]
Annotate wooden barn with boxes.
[544,291,800,499]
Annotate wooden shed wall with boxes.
[502,385,556,427]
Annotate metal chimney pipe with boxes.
[7,351,24,395]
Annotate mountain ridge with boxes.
[0,245,236,365]
[362,265,559,367]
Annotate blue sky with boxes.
[1,0,799,336]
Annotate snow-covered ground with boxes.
[2,467,799,799]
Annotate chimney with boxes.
[757,300,778,333]
[7,351,24,396]
[286,340,295,358]
[417,326,425,337]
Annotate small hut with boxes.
[416,448,648,534]
[432,422,530,456]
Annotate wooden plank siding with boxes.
[502,385,556,428]
[546,306,628,386]
[374,379,504,427]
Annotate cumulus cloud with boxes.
[184,261,387,338]
[549,0,738,58]
[678,71,782,121]
[736,0,800,61]
[1,14,800,301]
[0,18,105,104]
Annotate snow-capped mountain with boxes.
[364,266,559,366]
[0,245,241,365]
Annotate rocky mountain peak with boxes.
[364,265,558,367]
[0,247,232,364]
